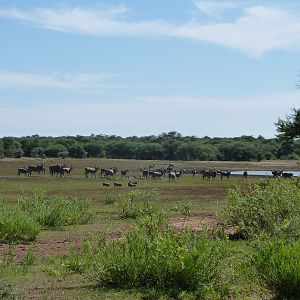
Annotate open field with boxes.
[0,158,299,299]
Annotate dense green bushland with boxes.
[1,131,297,161]
[221,179,300,240]
[18,191,94,228]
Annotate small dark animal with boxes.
[128,181,137,187]
[114,182,122,187]
[103,182,110,187]
[282,172,293,179]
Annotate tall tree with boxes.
[276,108,300,140]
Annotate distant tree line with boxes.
[0,131,298,161]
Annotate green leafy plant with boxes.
[252,238,300,298]
[18,191,94,229]
[104,193,117,205]
[221,179,300,240]
[0,204,41,243]
[117,190,160,219]
[91,214,229,299]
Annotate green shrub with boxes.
[221,179,300,239]
[18,191,94,229]
[104,193,117,205]
[0,204,41,243]
[93,215,228,298]
[22,245,36,267]
[117,190,160,219]
[252,238,300,298]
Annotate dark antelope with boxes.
[121,169,129,179]
[17,167,32,176]
[85,167,98,178]
[28,164,45,175]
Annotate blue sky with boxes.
[0,0,300,138]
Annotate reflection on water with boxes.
[231,170,300,177]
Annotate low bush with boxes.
[117,190,160,219]
[221,179,300,239]
[252,238,300,298]
[0,204,41,243]
[92,215,229,299]
[18,191,94,229]
[104,193,117,205]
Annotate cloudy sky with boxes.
[0,0,299,138]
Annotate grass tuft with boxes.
[0,204,41,243]
[18,191,94,229]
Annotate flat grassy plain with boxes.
[0,158,299,299]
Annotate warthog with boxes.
[103,182,110,187]
[128,181,137,187]
[114,182,122,187]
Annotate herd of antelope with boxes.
[16,163,294,184]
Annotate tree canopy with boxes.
[276,108,300,140]
[0,131,293,161]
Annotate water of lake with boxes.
[231,170,300,177]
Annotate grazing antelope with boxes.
[17,167,32,176]
[85,167,98,178]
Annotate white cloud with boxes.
[0,6,171,37]
[194,0,238,17]
[174,6,300,57]
[1,91,299,138]
[0,71,119,90]
[1,5,300,56]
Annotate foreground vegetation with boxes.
[1,158,300,299]
[42,179,300,299]
[0,192,94,243]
